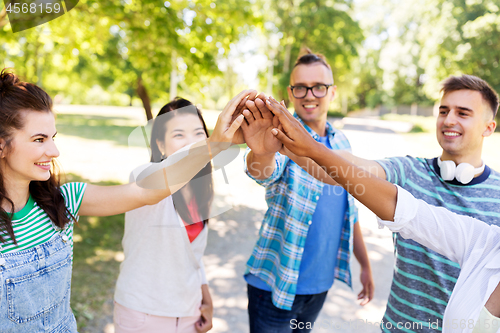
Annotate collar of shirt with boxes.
[294,114,337,143]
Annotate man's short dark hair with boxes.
[293,47,332,71]
[441,75,499,118]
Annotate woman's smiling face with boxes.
[157,113,208,157]
[0,110,59,186]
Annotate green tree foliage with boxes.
[353,0,500,112]
[427,0,500,95]
[71,0,259,119]
[259,0,364,107]
[1,0,259,119]
[3,0,500,117]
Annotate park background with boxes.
[2,0,500,332]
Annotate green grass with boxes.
[55,114,143,147]
[380,113,436,133]
[327,110,346,118]
[65,173,124,331]
[56,113,248,149]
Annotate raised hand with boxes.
[229,90,259,145]
[241,94,282,156]
[209,89,257,149]
[265,96,319,157]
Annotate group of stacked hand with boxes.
[212,89,318,159]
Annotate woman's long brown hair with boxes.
[0,69,74,244]
[149,97,214,225]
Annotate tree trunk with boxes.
[137,75,153,121]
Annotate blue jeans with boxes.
[247,284,328,333]
[0,232,77,332]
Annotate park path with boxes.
[53,105,500,333]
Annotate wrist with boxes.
[251,151,276,158]
[207,138,227,157]
[202,298,213,306]
[360,263,372,271]
[249,150,276,165]
[308,142,327,159]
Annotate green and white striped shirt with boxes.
[0,182,87,254]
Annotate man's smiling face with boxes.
[287,63,336,127]
[437,89,496,162]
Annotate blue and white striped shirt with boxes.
[378,156,500,332]
[243,117,358,310]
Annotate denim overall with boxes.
[0,229,77,332]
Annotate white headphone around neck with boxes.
[437,157,485,184]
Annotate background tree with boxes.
[257,0,364,110]
[1,0,259,119]
[2,0,500,116]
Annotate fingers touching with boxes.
[222,89,257,121]
[242,109,255,125]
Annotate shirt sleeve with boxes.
[60,182,87,217]
[377,185,488,266]
[243,147,288,187]
[376,156,414,185]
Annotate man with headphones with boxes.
[336,74,500,331]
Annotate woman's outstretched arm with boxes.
[78,90,257,217]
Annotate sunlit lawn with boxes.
[380,113,436,133]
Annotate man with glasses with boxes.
[241,49,374,332]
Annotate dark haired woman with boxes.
[113,98,219,333]
[0,68,254,332]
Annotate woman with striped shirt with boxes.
[0,69,252,332]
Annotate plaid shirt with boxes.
[243,116,358,310]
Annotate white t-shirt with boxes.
[114,163,207,317]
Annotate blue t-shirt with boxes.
[245,135,349,295]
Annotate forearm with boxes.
[198,283,214,331]
[137,139,224,202]
[246,150,276,179]
[335,150,386,179]
[79,139,218,216]
[309,144,397,221]
[352,222,371,270]
[286,154,338,186]
[201,284,212,306]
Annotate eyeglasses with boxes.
[289,84,332,99]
